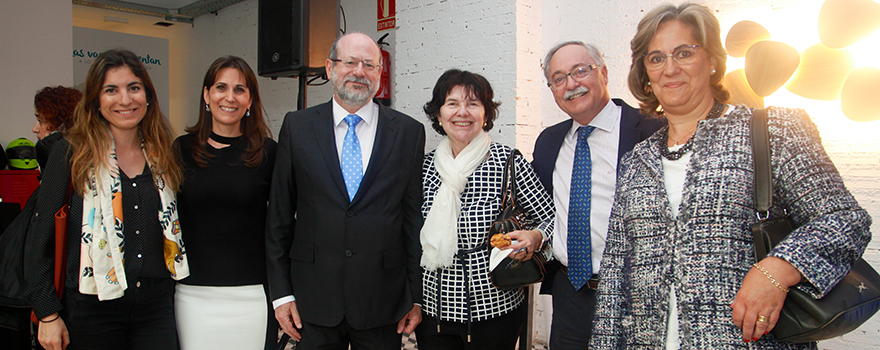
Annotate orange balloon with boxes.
[725,69,764,109]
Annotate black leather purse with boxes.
[750,108,880,342]
[488,149,546,290]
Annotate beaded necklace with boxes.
[659,101,724,161]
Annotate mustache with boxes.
[564,86,590,100]
[344,75,372,88]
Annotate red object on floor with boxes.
[0,170,40,210]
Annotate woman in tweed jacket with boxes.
[590,3,872,349]
[415,69,555,349]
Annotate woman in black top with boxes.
[25,49,187,350]
[174,56,277,350]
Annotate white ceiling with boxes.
[73,0,245,23]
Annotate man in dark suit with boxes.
[266,32,425,350]
[532,42,664,349]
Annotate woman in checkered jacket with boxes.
[414,69,555,349]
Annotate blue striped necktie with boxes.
[341,114,363,201]
[568,125,595,290]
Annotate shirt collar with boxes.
[332,98,376,127]
[568,99,620,136]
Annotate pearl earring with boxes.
[439,121,442,126]
[711,69,716,74]
[246,109,250,117]
[647,82,651,86]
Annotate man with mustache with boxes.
[531,42,664,349]
[267,32,425,350]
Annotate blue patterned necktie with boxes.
[341,114,363,201]
[568,125,595,290]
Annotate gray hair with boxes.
[542,41,606,81]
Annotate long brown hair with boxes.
[66,49,182,194]
[184,56,271,168]
[628,2,730,116]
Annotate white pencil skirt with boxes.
[175,284,268,350]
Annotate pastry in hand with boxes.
[490,233,512,248]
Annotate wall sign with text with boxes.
[378,0,396,31]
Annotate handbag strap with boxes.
[750,108,772,217]
[500,148,521,207]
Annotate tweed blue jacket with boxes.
[590,106,872,349]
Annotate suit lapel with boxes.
[312,102,349,200]
[352,104,398,205]
[538,119,572,194]
[616,99,643,162]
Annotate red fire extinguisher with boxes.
[376,33,392,106]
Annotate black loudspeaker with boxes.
[258,0,338,78]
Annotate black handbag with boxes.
[750,108,880,343]
[488,148,546,290]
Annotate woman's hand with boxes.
[731,257,801,343]
[38,313,70,350]
[502,229,544,260]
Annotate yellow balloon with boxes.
[725,21,771,58]
[745,41,801,97]
[818,0,880,49]
[841,67,880,122]
[785,43,856,100]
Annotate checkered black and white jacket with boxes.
[421,142,555,323]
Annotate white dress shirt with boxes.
[550,99,620,273]
[272,99,380,310]
[332,98,378,171]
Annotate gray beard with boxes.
[332,71,377,106]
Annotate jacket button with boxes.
[346,211,354,217]
[345,250,353,257]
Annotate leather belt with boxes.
[560,265,600,290]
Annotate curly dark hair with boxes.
[33,86,82,134]
[423,69,500,135]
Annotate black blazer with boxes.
[266,100,425,330]
[531,99,664,293]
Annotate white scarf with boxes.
[79,137,189,300]
[420,131,491,270]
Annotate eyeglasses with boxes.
[330,58,381,72]
[547,64,601,89]
[643,44,701,71]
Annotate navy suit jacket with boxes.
[265,100,425,329]
[531,98,664,293]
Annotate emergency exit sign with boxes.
[378,0,396,31]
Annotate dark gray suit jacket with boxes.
[266,100,425,330]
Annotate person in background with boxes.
[33,86,83,171]
[590,3,871,349]
[25,49,188,350]
[174,56,278,350]
[531,41,664,349]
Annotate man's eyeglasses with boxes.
[548,64,601,89]
[330,58,381,72]
[643,44,701,71]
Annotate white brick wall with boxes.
[396,0,519,150]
